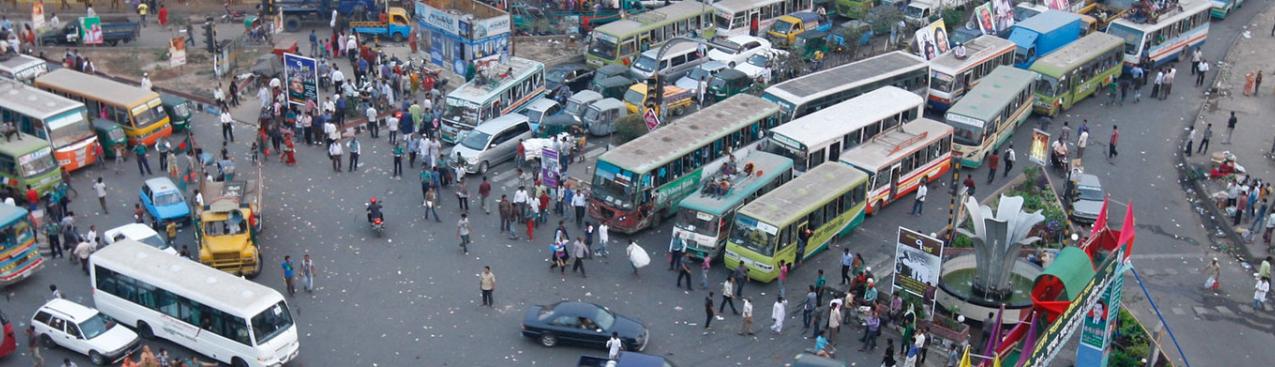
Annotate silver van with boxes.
[449,114,534,175]
[522,98,561,132]
[565,90,603,123]
[629,42,705,81]
[583,98,629,136]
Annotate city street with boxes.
[2,1,1274,367]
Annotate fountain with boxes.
[936,195,1046,323]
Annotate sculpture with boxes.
[957,195,1045,300]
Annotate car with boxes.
[578,352,677,367]
[103,223,177,255]
[138,177,191,228]
[0,307,15,358]
[30,299,140,365]
[674,61,728,91]
[521,301,649,352]
[548,63,596,94]
[1071,173,1104,223]
[708,35,773,67]
[732,49,788,84]
[792,351,846,367]
[449,114,534,175]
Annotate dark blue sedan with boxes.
[521,301,648,352]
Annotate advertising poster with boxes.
[992,0,1015,33]
[169,36,186,67]
[81,16,103,45]
[541,148,561,188]
[32,1,44,31]
[283,53,319,108]
[1029,129,1051,166]
[1047,0,1071,10]
[913,19,949,60]
[892,227,944,308]
[974,3,995,35]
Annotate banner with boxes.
[1047,0,1072,10]
[974,3,995,35]
[283,53,319,108]
[892,227,944,308]
[1029,129,1050,166]
[1075,261,1126,367]
[992,0,1015,33]
[541,147,561,188]
[81,16,103,45]
[913,19,949,60]
[169,36,186,67]
[32,1,44,31]
[1022,248,1124,367]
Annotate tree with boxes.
[612,113,647,146]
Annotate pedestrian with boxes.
[1059,121,1071,143]
[720,276,740,315]
[1191,48,1201,75]
[797,226,812,265]
[827,301,842,342]
[861,309,881,351]
[770,296,787,334]
[739,298,754,335]
[1255,70,1263,96]
[571,237,588,277]
[1205,257,1222,292]
[1152,69,1163,99]
[1253,276,1269,310]
[27,325,43,367]
[387,111,400,144]
[1261,256,1273,280]
[1226,111,1237,144]
[551,240,568,278]
[133,142,152,175]
[669,233,686,270]
[458,213,471,255]
[704,292,716,332]
[840,248,854,284]
[801,285,817,329]
[1197,59,1210,87]
[1077,129,1088,158]
[1107,126,1119,161]
[676,252,693,290]
[1163,67,1176,99]
[1002,144,1017,177]
[90,177,108,214]
[986,151,999,184]
[572,188,587,227]
[910,176,927,215]
[626,240,643,277]
[606,332,623,360]
[392,142,404,177]
[962,175,975,196]
[220,110,235,143]
[1185,125,1196,156]
[45,220,62,259]
[156,138,170,172]
[479,176,492,214]
[281,256,296,296]
[597,222,610,257]
[456,178,470,213]
[777,260,789,299]
[346,136,361,171]
[301,254,316,293]
[480,266,495,306]
[700,254,711,289]
[1198,123,1212,154]
[328,141,343,172]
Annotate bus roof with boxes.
[0,132,50,155]
[1029,33,1124,78]
[35,68,158,107]
[0,80,84,119]
[0,204,27,225]
[770,86,922,147]
[598,94,778,173]
[840,118,953,171]
[447,57,544,102]
[763,51,926,102]
[677,150,794,215]
[944,66,1035,122]
[91,240,284,316]
[597,2,711,35]
[713,0,787,14]
[1108,0,1208,30]
[0,54,44,71]
[738,162,867,226]
[1016,10,1082,33]
[929,35,1015,75]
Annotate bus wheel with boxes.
[137,321,155,339]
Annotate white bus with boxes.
[1105,0,1210,68]
[0,81,99,172]
[839,118,953,215]
[0,54,49,84]
[761,51,928,121]
[440,57,546,143]
[90,240,300,367]
[926,35,1015,111]
[767,86,923,173]
[944,66,1036,168]
[713,0,813,38]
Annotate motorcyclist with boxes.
[367,197,384,224]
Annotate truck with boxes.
[277,0,381,32]
[1006,10,1083,68]
[904,0,973,25]
[195,168,264,278]
[622,83,693,117]
[39,17,139,46]
[351,7,413,42]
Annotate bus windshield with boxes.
[677,208,721,237]
[18,147,57,178]
[766,140,808,171]
[251,301,294,345]
[46,111,93,148]
[731,215,776,256]
[443,100,481,128]
[1105,23,1143,56]
[930,72,955,93]
[714,14,732,29]
[592,161,638,210]
[131,100,166,129]
[948,117,985,146]
[1036,76,1061,97]
[589,36,619,61]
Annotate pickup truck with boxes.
[40,17,138,46]
[578,352,676,367]
[278,0,380,32]
[623,83,693,117]
[351,7,412,41]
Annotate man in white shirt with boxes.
[1077,130,1089,158]
[605,333,623,360]
[219,111,234,143]
[1003,144,1016,178]
[365,105,379,138]
[911,177,928,216]
[324,119,339,144]
[331,67,346,92]
[140,73,152,91]
[328,140,343,172]
[92,177,108,214]
[512,186,529,222]
[739,298,754,335]
[213,84,226,110]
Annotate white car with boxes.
[675,61,728,91]
[707,35,773,67]
[733,49,789,84]
[103,223,178,255]
[31,299,140,365]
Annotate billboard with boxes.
[283,53,319,108]
[1029,129,1050,166]
[169,36,186,67]
[81,16,103,45]
[892,227,944,307]
[32,1,44,31]
[974,3,995,35]
[913,19,950,60]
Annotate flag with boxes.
[993,352,1003,367]
[1089,195,1109,239]
[958,345,974,367]
[1117,202,1136,257]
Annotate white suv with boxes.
[31,299,140,365]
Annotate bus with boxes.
[34,69,171,146]
[1210,0,1245,19]
[586,2,717,66]
[713,0,813,38]
[671,150,793,260]
[589,94,782,234]
[761,51,928,121]
[944,66,1036,168]
[724,163,868,282]
[0,204,43,286]
[1030,32,1124,116]
[1105,0,1210,67]
[90,240,300,367]
[0,81,99,172]
[839,118,953,215]
[0,133,62,197]
[926,35,1016,111]
[767,86,923,174]
[0,54,49,84]
[439,57,546,144]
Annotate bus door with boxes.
[828,141,841,162]
[888,164,901,201]
[794,222,809,262]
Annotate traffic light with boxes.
[203,21,215,53]
[651,75,664,106]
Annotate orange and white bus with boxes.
[926,35,1015,112]
[839,118,953,215]
[0,81,99,172]
[35,69,171,146]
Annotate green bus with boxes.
[834,0,874,19]
[672,150,794,260]
[0,132,62,197]
[585,2,717,67]
[944,66,1036,168]
[725,162,868,282]
[1030,32,1124,117]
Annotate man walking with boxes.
[572,189,588,227]
[676,253,694,290]
[840,249,854,284]
[704,292,716,332]
[911,178,927,216]
[1198,123,1212,154]
[1077,129,1089,158]
[392,142,404,177]
[1197,59,1210,87]
[93,177,108,214]
[346,136,361,171]
[499,195,513,234]
[301,254,316,293]
[771,296,787,334]
[479,176,492,214]
[133,142,152,175]
[458,213,472,255]
[720,276,739,315]
[480,266,495,306]
[1003,144,1016,177]
[1108,126,1119,161]
[739,298,755,335]
[220,110,235,143]
[802,285,817,330]
[986,151,999,184]
[1162,67,1176,99]
[1226,111,1238,144]
[27,325,43,367]
[571,237,588,277]
[281,255,296,296]
[669,233,687,270]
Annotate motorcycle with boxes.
[371,216,384,238]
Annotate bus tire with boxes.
[137,321,155,339]
[231,357,250,367]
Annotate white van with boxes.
[629,42,706,81]
[522,98,562,132]
[0,54,48,84]
[449,114,534,175]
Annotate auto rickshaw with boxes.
[536,114,582,138]
[709,69,754,101]
[796,30,830,62]
[592,76,631,100]
[591,64,631,90]
[161,94,193,133]
[829,20,874,49]
[92,118,127,158]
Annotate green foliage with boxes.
[941,8,968,28]
[951,233,974,248]
[865,6,904,34]
[1110,309,1153,367]
[612,113,647,145]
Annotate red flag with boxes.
[1090,195,1110,239]
[1117,202,1136,257]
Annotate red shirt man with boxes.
[25,186,37,205]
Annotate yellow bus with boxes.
[35,69,171,146]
